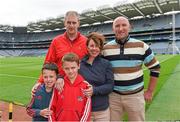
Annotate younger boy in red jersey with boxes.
[49,53,91,122]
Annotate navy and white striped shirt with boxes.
[102,37,160,94]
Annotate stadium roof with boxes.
[1,0,180,32]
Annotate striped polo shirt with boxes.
[102,37,160,95]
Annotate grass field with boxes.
[0,55,180,120]
[0,57,44,104]
[146,57,180,120]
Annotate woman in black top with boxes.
[79,32,114,121]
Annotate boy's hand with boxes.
[55,78,64,93]
[40,108,52,118]
[83,80,89,84]
[31,83,41,97]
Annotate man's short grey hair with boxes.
[65,10,80,21]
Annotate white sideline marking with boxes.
[157,55,175,63]
[143,55,175,71]
[0,73,37,79]
[0,56,175,79]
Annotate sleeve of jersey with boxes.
[80,97,91,122]
[143,44,160,78]
[38,40,57,83]
[26,94,41,117]
[49,89,58,121]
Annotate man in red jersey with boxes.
[31,11,88,93]
[39,10,87,83]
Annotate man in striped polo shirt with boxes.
[102,16,160,121]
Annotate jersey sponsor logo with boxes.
[36,95,42,100]
[60,94,64,99]
[77,96,83,101]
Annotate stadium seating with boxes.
[0,13,180,56]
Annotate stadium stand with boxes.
[0,0,180,56]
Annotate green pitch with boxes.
[146,56,180,120]
[0,57,44,104]
[0,55,180,120]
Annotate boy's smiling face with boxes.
[43,69,57,90]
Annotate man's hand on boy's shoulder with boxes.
[55,78,64,93]
[31,82,41,97]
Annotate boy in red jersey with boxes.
[49,53,91,122]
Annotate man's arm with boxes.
[143,43,161,102]
[31,82,41,97]
[38,40,57,83]
[144,76,158,102]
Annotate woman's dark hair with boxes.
[86,32,105,51]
